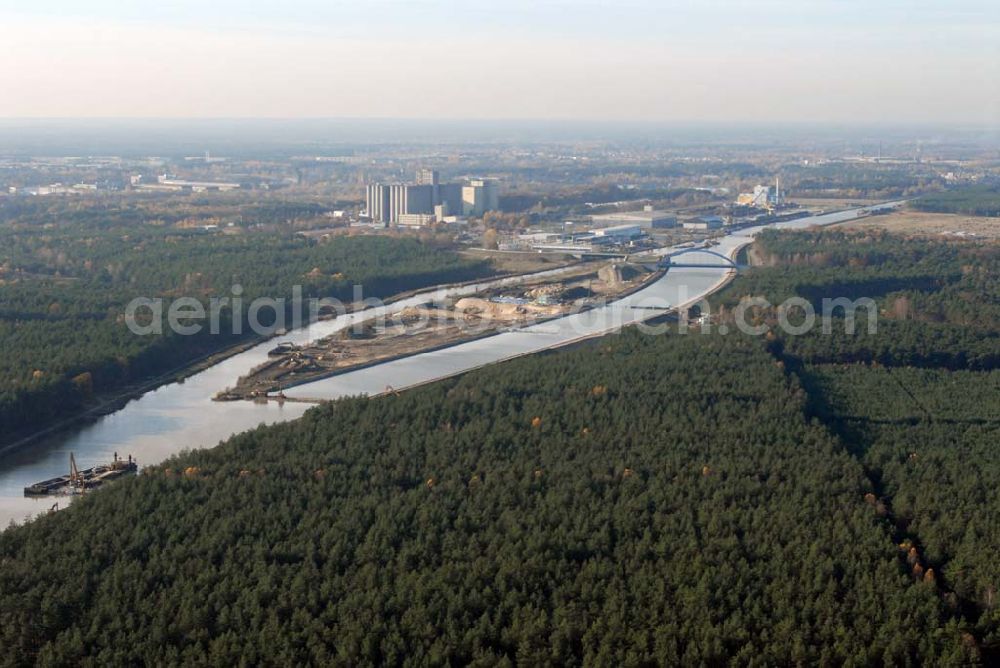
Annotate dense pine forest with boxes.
[0,199,491,441]
[910,184,1000,217]
[0,224,997,664]
[720,227,1000,368]
[0,330,975,665]
[800,365,1000,647]
[716,227,1000,652]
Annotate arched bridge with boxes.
[659,247,744,270]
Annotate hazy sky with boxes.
[1,0,997,124]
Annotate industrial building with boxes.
[593,224,644,239]
[133,175,241,192]
[365,183,435,225]
[683,216,724,231]
[462,179,499,217]
[736,179,782,210]
[590,208,677,229]
[397,213,437,227]
[437,184,464,216]
[366,170,498,225]
[517,232,562,244]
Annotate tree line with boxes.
[0,330,973,665]
[718,227,1000,652]
[0,210,491,440]
[911,185,1000,217]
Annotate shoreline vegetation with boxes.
[0,335,262,461]
[0,250,584,459]
[0,230,498,455]
[5,271,625,459]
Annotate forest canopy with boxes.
[0,225,997,665]
[0,330,975,665]
[910,184,1000,217]
[0,206,491,440]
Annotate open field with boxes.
[835,209,1000,239]
[460,249,577,274]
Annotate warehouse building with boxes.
[682,216,724,231]
[590,209,677,229]
[592,224,644,239]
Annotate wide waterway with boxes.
[0,204,898,527]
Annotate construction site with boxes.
[215,261,659,401]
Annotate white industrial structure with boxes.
[593,224,643,239]
[591,208,677,229]
[736,178,782,210]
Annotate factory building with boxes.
[397,213,437,227]
[683,216,724,231]
[415,168,439,186]
[415,169,441,210]
[591,209,677,229]
[438,183,464,217]
[462,179,499,217]
[398,184,434,216]
[736,179,782,209]
[366,170,495,224]
[150,175,241,192]
[365,183,434,224]
[592,224,644,239]
[365,184,389,223]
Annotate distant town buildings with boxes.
[127,174,241,193]
[183,150,227,164]
[7,183,101,196]
[365,170,498,225]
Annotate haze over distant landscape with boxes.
[1,0,998,124]
[3,2,1000,665]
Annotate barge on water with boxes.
[268,342,300,357]
[24,452,137,497]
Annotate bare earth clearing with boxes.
[836,209,1000,240]
[218,261,657,400]
[459,249,577,274]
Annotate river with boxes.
[0,204,898,527]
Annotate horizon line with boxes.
[0,117,996,128]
